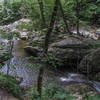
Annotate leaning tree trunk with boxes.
[37,0,46,99]
[44,0,59,54]
[37,0,59,99]
[58,0,73,35]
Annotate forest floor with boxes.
[0,89,19,100]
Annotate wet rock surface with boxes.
[0,19,30,31]
[0,18,31,40]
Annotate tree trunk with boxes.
[37,0,46,99]
[44,0,59,53]
[76,0,80,35]
[38,0,46,28]
[37,66,44,100]
[7,41,13,75]
[37,0,59,99]
[58,0,73,35]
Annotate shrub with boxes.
[0,74,23,99]
[0,1,23,24]
[26,83,76,100]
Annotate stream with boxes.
[0,39,61,87]
[0,18,100,94]
[0,39,100,94]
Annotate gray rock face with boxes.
[49,36,92,68]
[78,48,100,79]
[0,19,30,31]
[0,18,31,40]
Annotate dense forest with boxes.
[0,0,100,100]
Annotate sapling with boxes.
[0,28,20,75]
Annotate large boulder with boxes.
[49,36,93,69]
[78,48,100,80]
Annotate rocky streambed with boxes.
[0,19,100,96]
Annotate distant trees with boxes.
[1,0,100,25]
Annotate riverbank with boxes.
[0,19,100,99]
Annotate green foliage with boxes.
[31,53,63,68]
[46,53,63,68]
[81,88,100,100]
[79,0,100,24]
[0,63,3,68]
[1,0,100,26]
[0,74,23,99]
[0,1,23,24]
[0,29,20,40]
[30,41,42,48]
[82,95,100,100]
[17,22,34,32]
[26,83,76,100]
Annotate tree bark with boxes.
[37,0,46,99]
[58,0,73,35]
[44,0,59,53]
[7,41,13,75]
[37,66,44,100]
[37,1,59,99]
[76,0,80,35]
[38,0,46,28]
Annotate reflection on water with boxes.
[13,39,29,57]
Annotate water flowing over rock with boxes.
[72,26,99,40]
